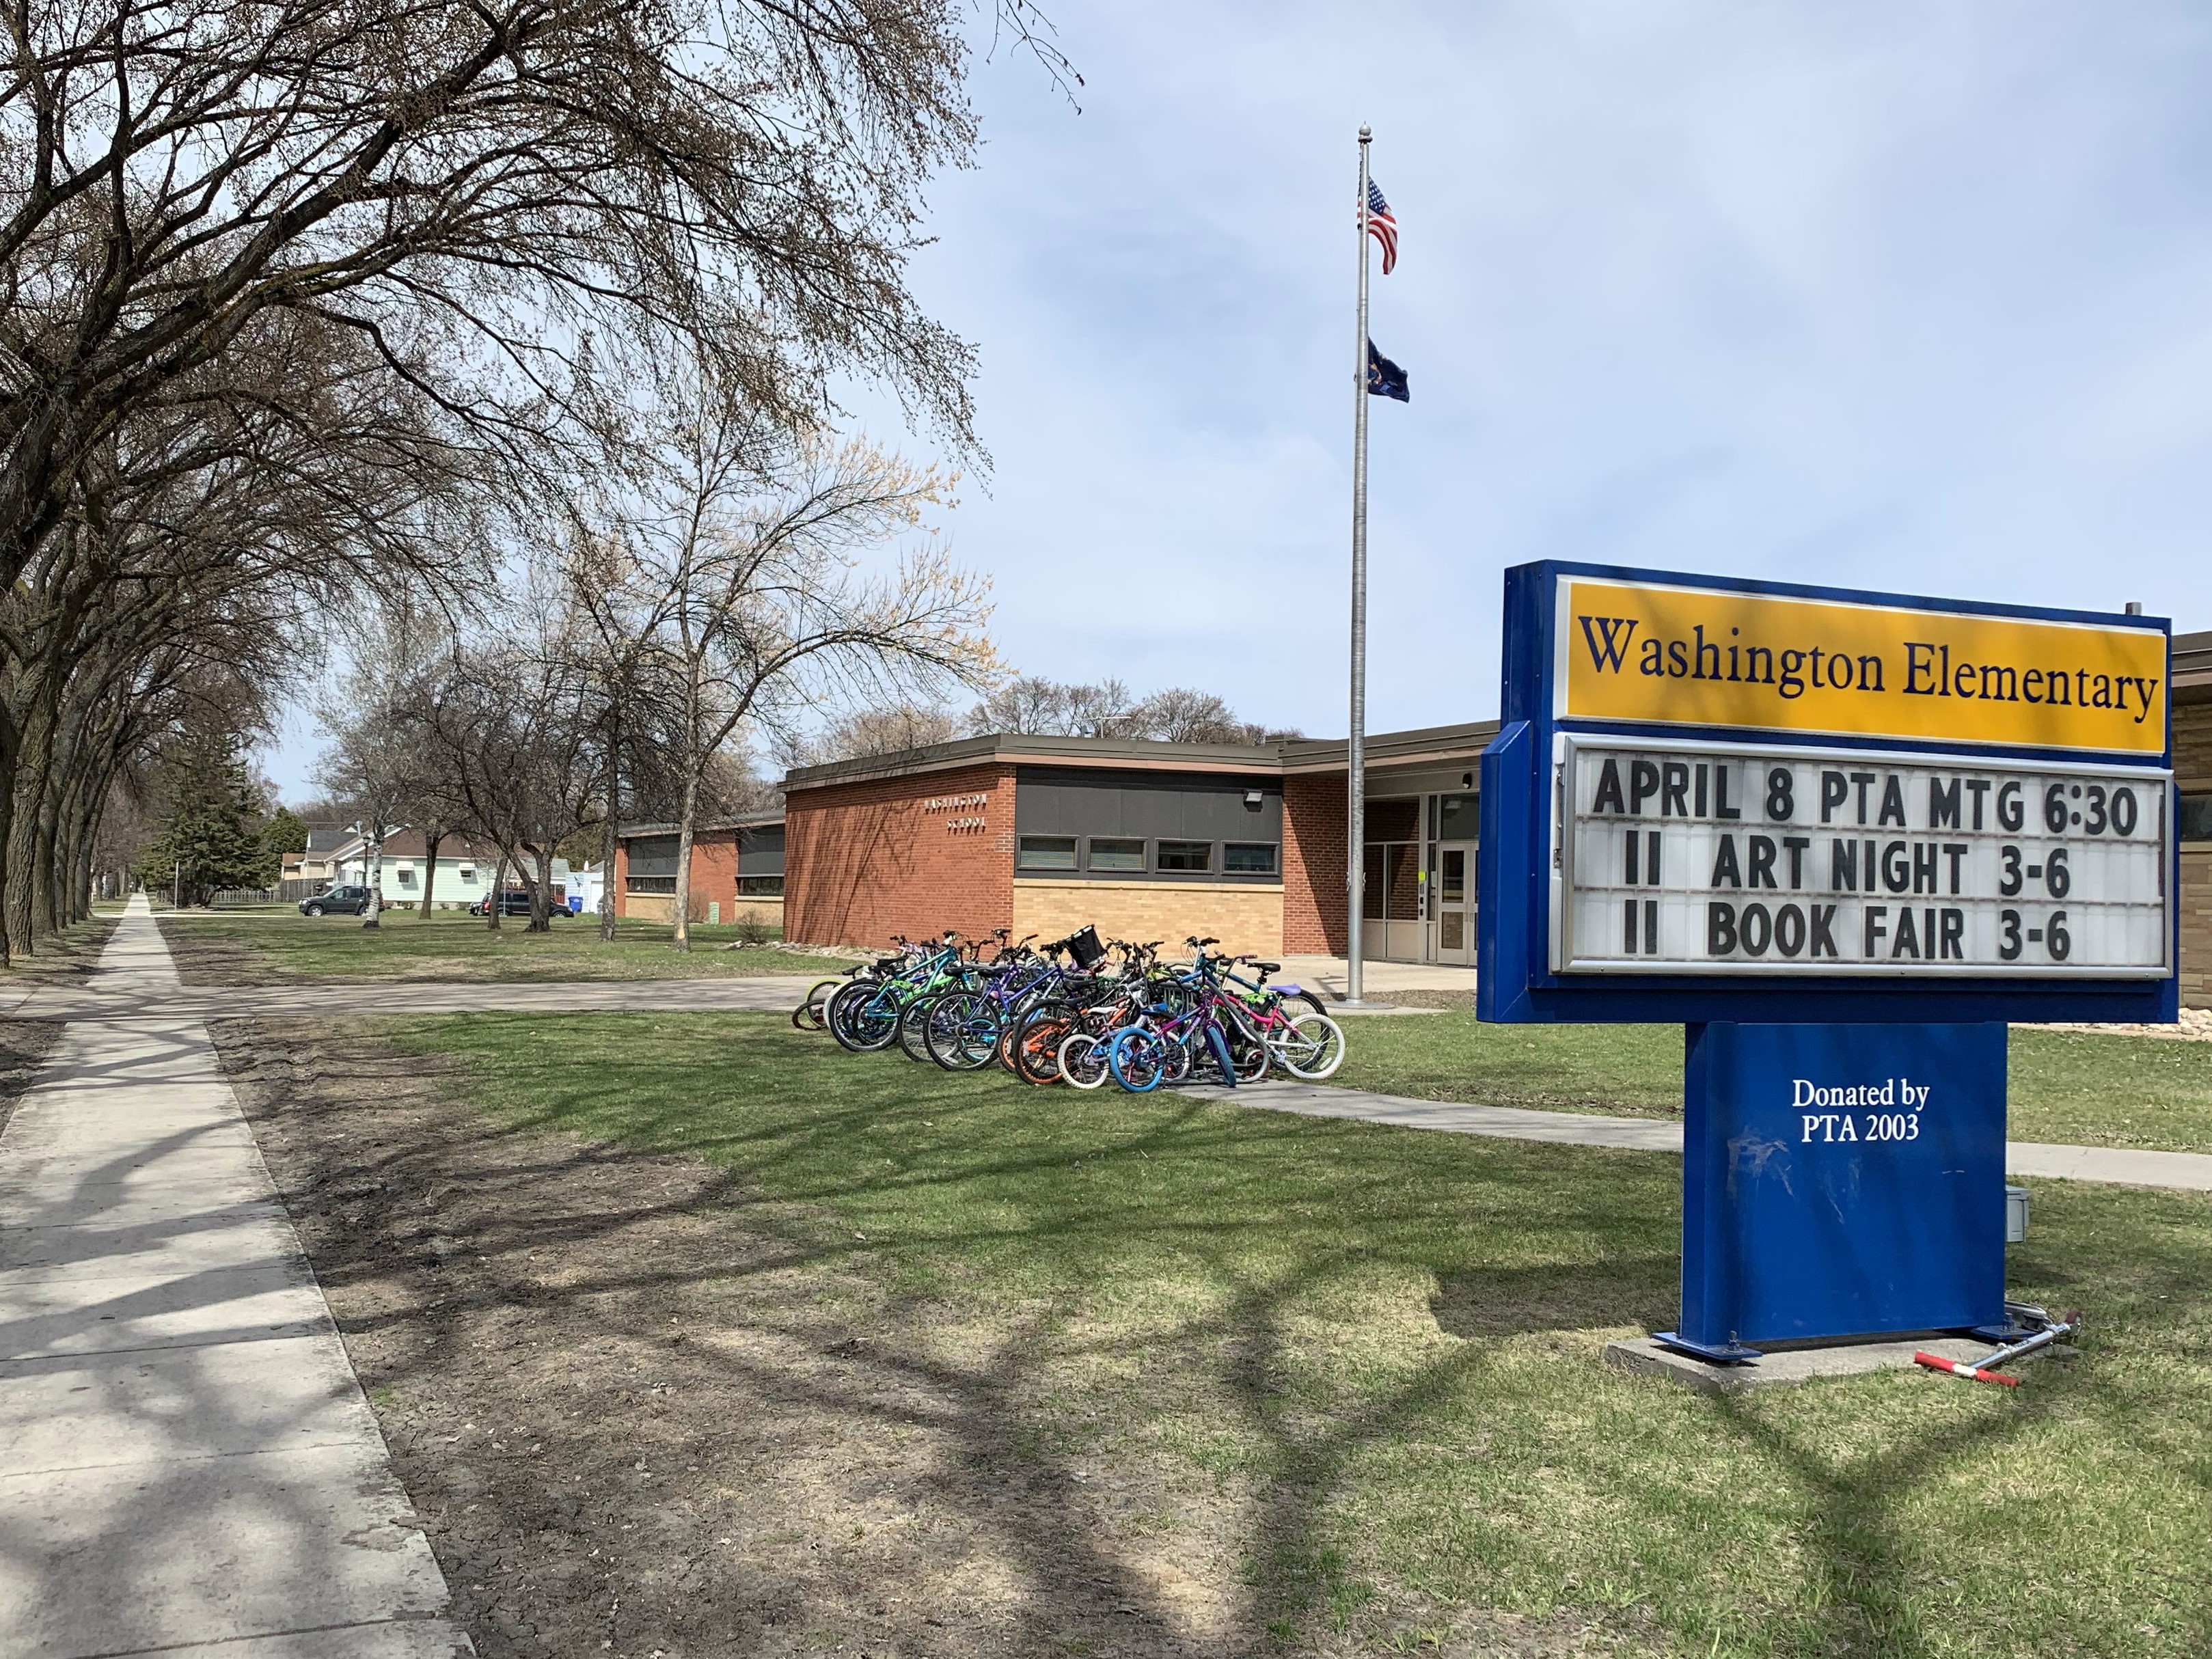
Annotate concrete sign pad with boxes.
[1605,1333,2072,1393]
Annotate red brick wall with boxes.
[784,763,1016,948]
[1283,774,1346,954]
[614,832,739,921]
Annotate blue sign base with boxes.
[1678,1021,2007,1350]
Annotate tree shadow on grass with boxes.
[1429,1258,1678,1342]
[211,1015,2212,1659]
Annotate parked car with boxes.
[468,889,559,918]
[299,886,372,917]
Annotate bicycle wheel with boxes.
[1224,1017,1271,1083]
[1108,1027,1166,1093]
[793,977,844,1031]
[926,992,1001,1071]
[897,993,941,1062]
[1058,1031,1111,1091]
[829,981,901,1052]
[1012,1004,1073,1085]
[1274,1013,1346,1080]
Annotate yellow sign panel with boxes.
[1559,578,2167,755]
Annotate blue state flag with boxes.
[1366,338,1409,402]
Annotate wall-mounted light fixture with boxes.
[1244,789,1264,808]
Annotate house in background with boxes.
[284,827,352,888]
[322,830,571,909]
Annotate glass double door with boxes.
[1428,841,1474,964]
[1358,836,1476,964]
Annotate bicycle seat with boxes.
[1251,961,1281,974]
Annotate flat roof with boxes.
[779,724,1512,793]
[2174,629,2212,698]
[782,731,1290,790]
[616,811,785,840]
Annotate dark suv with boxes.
[299,886,372,916]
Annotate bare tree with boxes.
[0,0,1069,953]
[963,676,1296,744]
[778,704,960,769]
[602,375,995,950]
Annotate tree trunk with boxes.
[485,854,504,930]
[363,825,384,928]
[4,691,55,957]
[671,763,699,952]
[34,783,63,937]
[598,713,620,942]
[420,827,443,918]
[532,845,556,933]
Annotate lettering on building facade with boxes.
[923,793,989,834]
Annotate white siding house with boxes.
[322,832,572,909]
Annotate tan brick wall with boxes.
[1283,774,1345,954]
[1011,878,1284,958]
[2174,697,2212,1006]
[623,892,784,930]
[784,763,1015,948]
[2178,847,2212,1007]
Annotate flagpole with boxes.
[1346,124,1373,1006]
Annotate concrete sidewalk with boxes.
[0,897,469,1657]
[1177,1079,2212,1192]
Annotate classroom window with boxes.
[737,875,784,896]
[1017,836,1078,870]
[2181,795,2212,842]
[627,875,677,893]
[1087,837,1145,871]
[1223,842,1279,875]
[1155,840,1212,873]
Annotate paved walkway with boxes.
[1179,1080,2212,1192]
[0,897,469,1657]
[1279,954,1476,997]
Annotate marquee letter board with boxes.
[1477,562,2178,1027]
[1477,562,2176,1352]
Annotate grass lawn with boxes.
[1335,1013,2212,1154]
[154,907,858,985]
[381,1010,2212,1658]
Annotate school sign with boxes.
[1479,562,2176,1362]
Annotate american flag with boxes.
[1363,179,1397,275]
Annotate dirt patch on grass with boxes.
[0,913,118,986]
[0,1022,61,1134]
[152,922,282,985]
[210,1018,1638,1659]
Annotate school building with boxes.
[610,626,2212,1004]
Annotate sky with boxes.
[267,1,2212,796]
